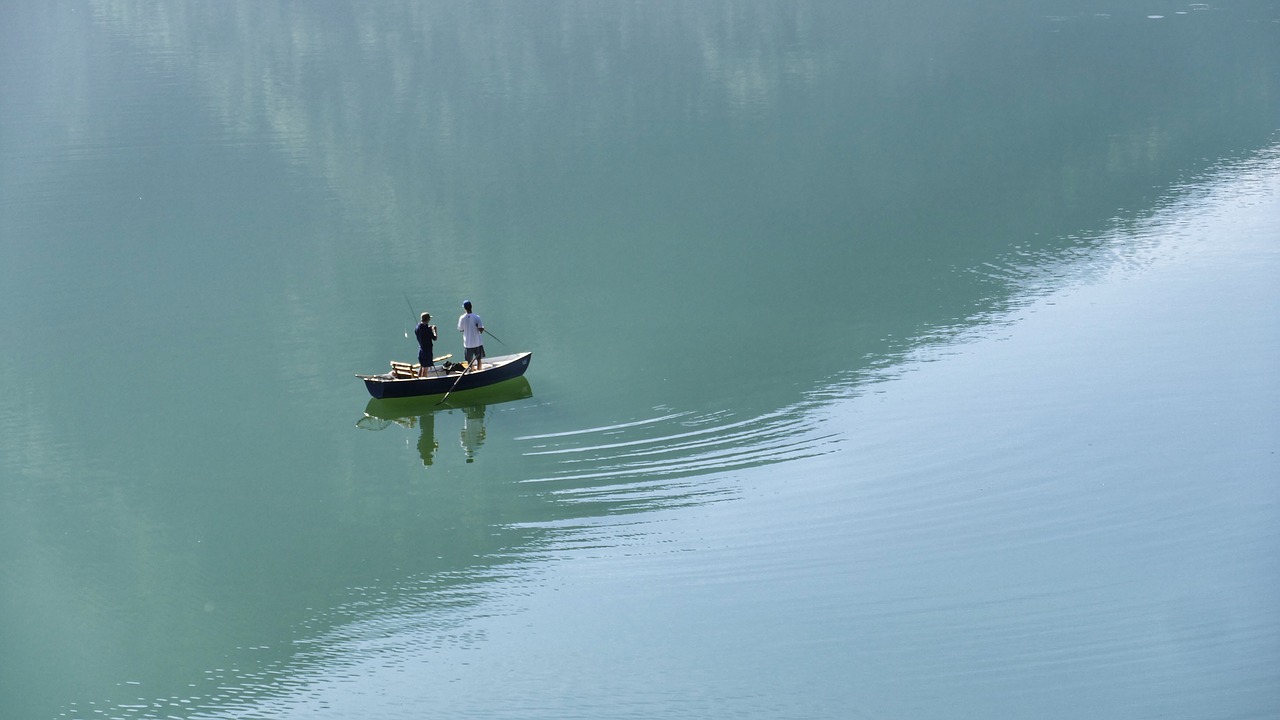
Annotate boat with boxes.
[357,351,533,399]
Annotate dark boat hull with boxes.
[359,352,532,399]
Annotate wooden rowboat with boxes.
[357,351,533,399]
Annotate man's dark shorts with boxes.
[465,346,485,363]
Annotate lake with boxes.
[1,2,1278,718]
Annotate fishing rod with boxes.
[403,294,419,338]
[482,327,507,347]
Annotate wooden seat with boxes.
[390,354,453,378]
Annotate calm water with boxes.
[2,2,1278,718]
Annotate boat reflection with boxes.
[356,377,533,465]
[459,404,486,463]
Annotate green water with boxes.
[2,2,1278,718]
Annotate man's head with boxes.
[462,300,472,312]
[421,312,431,322]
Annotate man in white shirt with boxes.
[457,300,486,371]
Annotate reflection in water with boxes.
[357,377,532,466]
[64,0,1280,402]
[460,404,486,463]
[418,411,437,466]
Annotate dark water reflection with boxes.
[1,1,1278,718]
[358,377,535,464]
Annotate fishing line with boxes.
[404,294,417,338]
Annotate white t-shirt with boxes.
[458,312,484,349]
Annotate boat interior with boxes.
[389,361,457,379]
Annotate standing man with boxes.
[457,300,485,371]
[414,312,438,377]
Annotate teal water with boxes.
[2,2,1278,718]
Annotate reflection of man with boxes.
[460,404,487,463]
[416,413,438,466]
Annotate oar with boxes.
[435,359,476,406]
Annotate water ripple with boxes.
[516,408,843,510]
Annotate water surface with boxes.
[1,2,1278,718]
